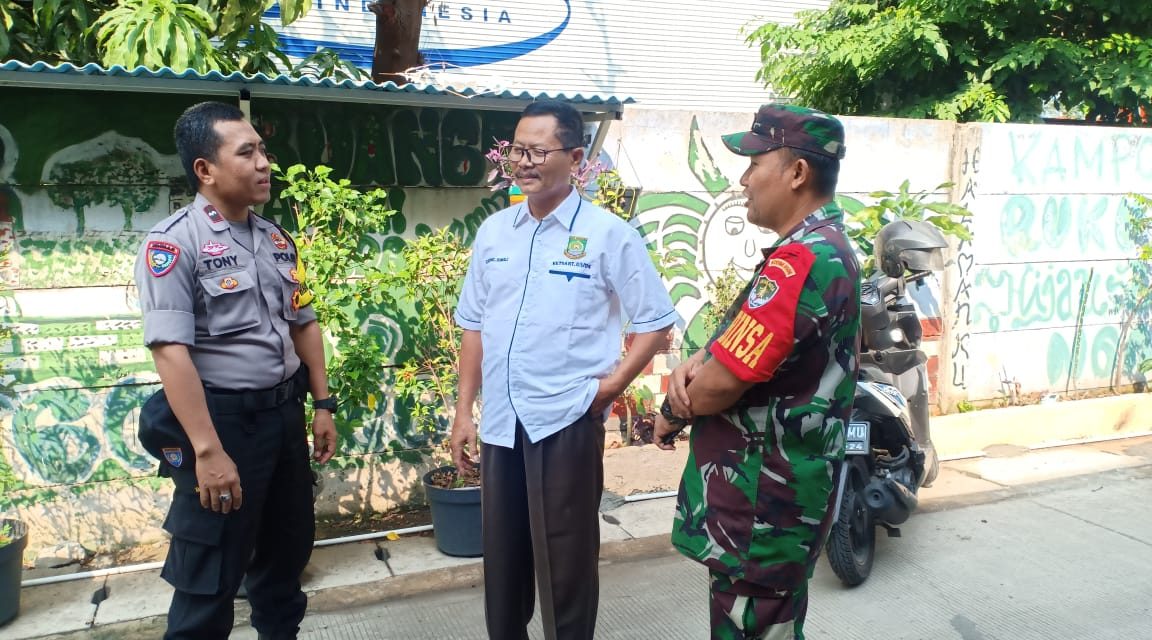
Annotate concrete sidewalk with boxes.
[6,432,1152,639]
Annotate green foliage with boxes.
[955,400,975,413]
[275,164,396,439]
[846,180,972,272]
[700,262,745,337]
[0,521,12,547]
[2,0,367,80]
[379,227,471,436]
[0,0,103,63]
[93,0,220,71]
[1122,193,1152,377]
[748,0,1152,123]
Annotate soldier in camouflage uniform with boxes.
[654,104,861,640]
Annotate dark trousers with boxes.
[481,411,606,640]
[143,380,315,639]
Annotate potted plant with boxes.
[380,227,480,557]
[0,518,28,626]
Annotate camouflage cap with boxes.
[722,104,846,160]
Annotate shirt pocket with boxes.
[199,270,261,336]
[277,266,301,321]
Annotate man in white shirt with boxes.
[451,100,678,640]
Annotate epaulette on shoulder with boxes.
[151,205,194,234]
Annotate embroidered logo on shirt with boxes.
[289,268,299,283]
[270,232,289,250]
[162,447,183,467]
[220,276,239,290]
[564,236,588,260]
[146,240,180,277]
[768,258,797,278]
[200,241,229,256]
[204,205,224,224]
[747,275,779,309]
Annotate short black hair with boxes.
[520,100,584,150]
[174,102,246,191]
[785,147,840,196]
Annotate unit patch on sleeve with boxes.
[746,275,779,309]
[271,232,289,250]
[146,240,181,277]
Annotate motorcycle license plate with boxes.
[845,421,870,455]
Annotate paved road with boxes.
[280,462,1152,640]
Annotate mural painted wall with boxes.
[957,124,1152,402]
[0,87,516,555]
[4,89,1152,556]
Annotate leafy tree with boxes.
[1,0,366,79]
[748,0,1152,123]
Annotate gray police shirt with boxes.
[134,194,317,390]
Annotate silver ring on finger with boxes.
[219,493,232,503]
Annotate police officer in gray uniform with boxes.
[135,101,338,640]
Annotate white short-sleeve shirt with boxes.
[454,188,678,447]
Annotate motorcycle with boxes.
[826,219,949,586]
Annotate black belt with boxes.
[205,366,307,414]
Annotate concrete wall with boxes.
[3,88,1152,557]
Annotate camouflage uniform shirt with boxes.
[671,201,861,590]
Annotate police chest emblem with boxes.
[203,205,224,224]
[747,274,779,309]
[270,232,289,250]
[564,236,588,259]
[201,242,229,257]
[162,447,183,467]
[146,240,180,277]
[220,276,239,290]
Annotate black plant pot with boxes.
[422,467,482,557]
[0,519,28,627]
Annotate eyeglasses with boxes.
[506,145,576,164]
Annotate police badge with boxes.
[162,447,184,468]
[146,240,180,277]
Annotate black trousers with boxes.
[141,375,315,640]
[481,411,606,640]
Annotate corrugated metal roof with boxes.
[0,60,631,113]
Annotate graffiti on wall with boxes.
[950,141,978,392]
[0,92,516,515]
[969,127,1152,394]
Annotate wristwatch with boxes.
[660,397,690,429]
[312,396,339,412]
[659,398,690,446]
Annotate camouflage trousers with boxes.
[708,571,809,640]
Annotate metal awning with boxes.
[0,61,629,118]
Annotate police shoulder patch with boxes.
[146,240,181,277]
